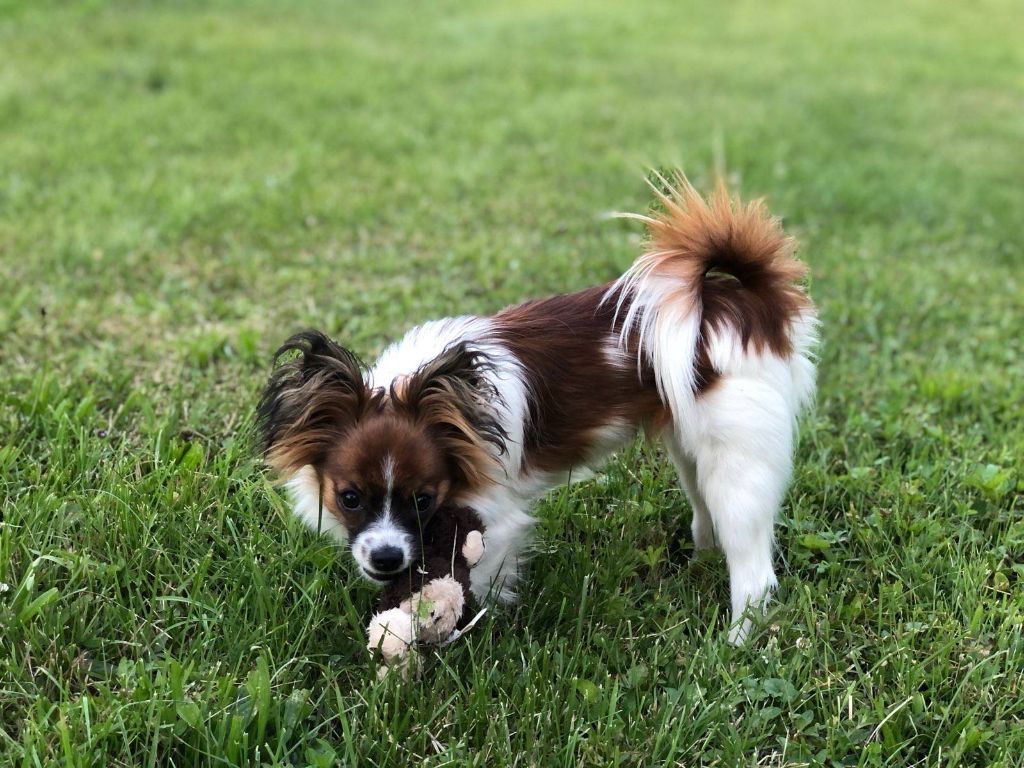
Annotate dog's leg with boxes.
[689,375,797,645]
[465,486,536,604]
[665,439,716,552]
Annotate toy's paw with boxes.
[462,530,485,566]
[400,575,465,645]
[367,608,415,664]
[368,608,425,679]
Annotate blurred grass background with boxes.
[1,1,1022,765]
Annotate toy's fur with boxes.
[259,174,817,644]
[367,506,485,673]
[377,505,484,627]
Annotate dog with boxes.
[257,175,816,643]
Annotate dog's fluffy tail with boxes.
[608,173,813,407]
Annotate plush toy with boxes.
[366,505,485,676]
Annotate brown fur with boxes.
[257,331,381,476]
[493,285,666,474]
[320,415,451,528]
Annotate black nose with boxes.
[369,546,405,574]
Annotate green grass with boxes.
[1,0,1022,765]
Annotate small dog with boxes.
[258,175,816,643]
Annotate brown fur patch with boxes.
[493,284,665,474]
[321,414,451,527]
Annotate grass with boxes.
[1,0,1022,765]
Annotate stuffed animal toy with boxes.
[366,505,485,676]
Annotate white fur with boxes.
[463,483,536,602]
[369,316,490,389]
[663,311,818,642]
[286,465,346,543]
[609,272,702,409]
[352,519,413,582]
[351,454,415,579]
[607,230,819,641]
[606,215,823,638]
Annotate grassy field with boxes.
[1,0,1022,765]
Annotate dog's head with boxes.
[257,330,505,581]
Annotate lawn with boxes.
[1,0,1022,765]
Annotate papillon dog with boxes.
[258,175,816,642]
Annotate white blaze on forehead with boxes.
[351,453,412,580]
[381,453,395,520]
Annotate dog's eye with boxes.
[338,490,361,510]
[414,493,434,512]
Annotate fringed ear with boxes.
[396,342,508,492]
[257,330,371,475]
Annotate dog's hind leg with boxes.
[665,438,716,552]
[686,373,799,644]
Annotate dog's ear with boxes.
[257,330,369,475]
[396,342,508,492]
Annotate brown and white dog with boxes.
[258,175,817,643]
